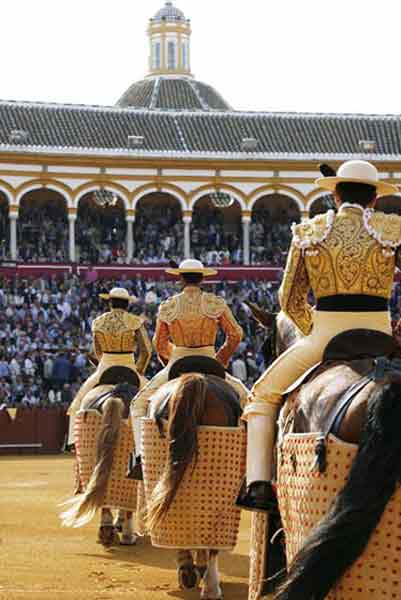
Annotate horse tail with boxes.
[146,373,208,531]
[60,396,123,528]
[275,381,401,600]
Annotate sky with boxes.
[1,0,401,115]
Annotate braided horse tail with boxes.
[60,395,124,527]
[275,381,401,600]
[146,373,208,531]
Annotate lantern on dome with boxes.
[93,188,118,208]
[210,191,234,208]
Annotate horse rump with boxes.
[275,381,401,600]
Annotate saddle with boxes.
[168,355,226,381]
[286,328,401,395]
[323,329,400,362]
[85,382,139,420]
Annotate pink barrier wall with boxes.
[0,262,284,281]
[0,408,68,454]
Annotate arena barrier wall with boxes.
[0,263,284,281]
[0,407,68,454]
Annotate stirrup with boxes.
[235,479,277,513]
[126,453,143,481]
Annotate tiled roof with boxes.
[0,101,185,152]
[155,78,202,110]
[1,100,401,161]
[192,81,230,111]
[117,76,231,111]
[117,79,155,109]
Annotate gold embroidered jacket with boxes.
[279,205,401,335]
[92,309,152,374]
[154,286,243,368]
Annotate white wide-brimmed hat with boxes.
[315,160,398,196]
[165,259,217,277]
[99,287,137,302]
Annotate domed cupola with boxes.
[116,2,232,111]
[147,1,192,77]
[151,1,188,24]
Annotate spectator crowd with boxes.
[191,205,243,265]
[133,203,183,264]
[0,273,282,408]
[18,200,68,263]
[250,208,296,266]
[1,272,401,409]
[0,202,9,261]
[76,199,126,264]
[1,195,300,267]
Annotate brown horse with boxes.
[247,305,401,600]
[141,356,243,600]
[60,367,140,547]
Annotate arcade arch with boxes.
[376,195,401,215]
[18,189,68,262]
[250,193,301,265]
[191,194,243,265]
[0,192,9,260]
[76,192,126,264]
[133,192,183,263]
[308,194,336,217]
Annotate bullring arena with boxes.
[2,3,401,600]
[0,455,252,600]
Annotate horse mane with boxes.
[275,381,401,600]
[146,373,208,530]
[276,311,299,353]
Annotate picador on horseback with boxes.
[127,259,248,599]
[241,159,401,511]
[131,259,248,471]
[243,160,401,600]
[67,287,152,446]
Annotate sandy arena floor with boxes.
[0,455,253,600]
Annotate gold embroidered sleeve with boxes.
[279,242,313,336]
[368,211,401,248]
[93,332,103,359]
[135,324,152,375]
[153,318,173,365]
[158,297,179,324]
[216,306,243,367]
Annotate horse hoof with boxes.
[178,565,201,590]
[120,533,137,546]
[97,526,120,547]
[201,590,223,600]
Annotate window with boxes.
[153,41,161,70]
[182,41,188,70]
[167,41,176,70]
